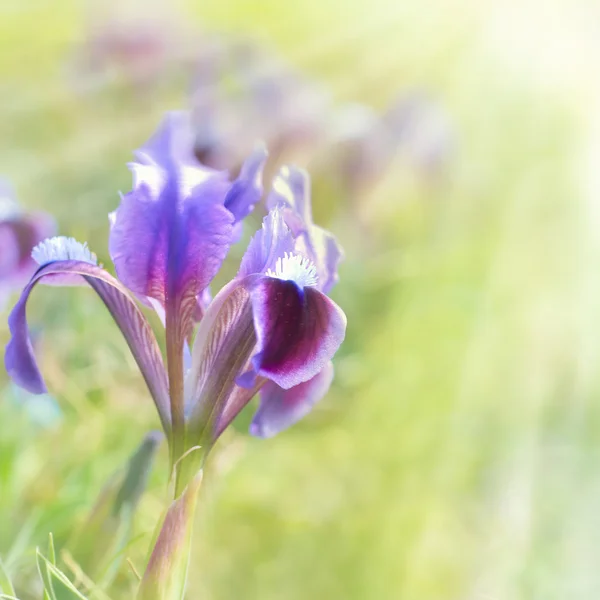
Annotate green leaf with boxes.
[37,549,57,600]
[68,431,162,586]
[45,562,88,600]
[47,534,56,566]
[0,560,15,596]
[37,553,89,600]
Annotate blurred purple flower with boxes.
[71,10,199,92]
[382,91,454,176]
[324,92,454,198]
[324,103,391,199]
[191,42,330,174]
[0,180,55,308]
[4,112,346,487]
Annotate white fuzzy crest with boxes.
[266,252,318,288]
[32,236,97,266]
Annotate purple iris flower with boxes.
[4,112,346,478]
[0,180,55,308]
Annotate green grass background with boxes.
[1,0,600,598]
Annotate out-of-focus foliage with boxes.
[1,0,599,598]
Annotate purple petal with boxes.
[238,207,295,278]
[4,260,170,432]
[110,113,235,335]
[223,145,268,223]
[132,111,227,196]
[267,166,312,234]
[193,287,213,323]
[213,377,263,441]
[111,112,242,438]
[245,277,346,389]
[298,225,344,295]
[185,280,257,443]
[250,361,334,438]
[266,166,344,293]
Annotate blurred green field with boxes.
[2,0,600,598]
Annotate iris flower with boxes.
[0,179,55,308]
[4,112,346,493]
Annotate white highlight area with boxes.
[32,236,98,266]
[266,252,318,288]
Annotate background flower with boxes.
[0,181,55,309]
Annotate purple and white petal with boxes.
[301,225,344,294]
[5,237,170,432]
[250,361,334,438]
[243,270,346,389]
[266,166,311,236]
[110,113,235,338]
[266,165,344,293]
[238,207,295,278]
[132,111,227,196]
[267,165,309,216]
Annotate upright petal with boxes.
[5,238,170,433]
[297,225,344,294]
[132,111,227,197]
[266,165,344,293]
[250,361,334,438]
[185,280,257,445]
[244,277,346,389]
[267,166,312,234]
[223,145,268,224]
[111,113,244,453]
[109,113,235,339]
[238,207,295,278]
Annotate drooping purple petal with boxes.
[223,145,267,224]
[250,361,334,438]
[238,207,295,278]
[5,253,170,432]
[243,277,346,389]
